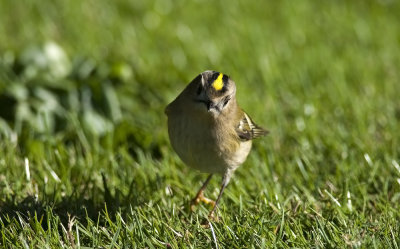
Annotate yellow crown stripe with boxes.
[212,73,224,91]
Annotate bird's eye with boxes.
[196,85,202,95]
[223,97,230,107]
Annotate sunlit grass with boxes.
[1,0,400,247]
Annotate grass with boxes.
[1,0,400,248]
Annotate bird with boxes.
[165,70,268,218]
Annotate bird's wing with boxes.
[236,112,269,141]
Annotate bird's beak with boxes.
[206,101,217,112]
[195,98,222,114]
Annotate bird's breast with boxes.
[167,111,251,174]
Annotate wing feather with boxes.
[236,112,269,141]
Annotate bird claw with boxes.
[208,211,219,222]
[190,191,216,211]
[199,212,220,228]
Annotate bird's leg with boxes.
[208,172,232,219]
[190,174,214,211]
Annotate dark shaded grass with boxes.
[1,0,400,248]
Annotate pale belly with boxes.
[167,114,252,174]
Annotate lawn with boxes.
[0,0,400,248]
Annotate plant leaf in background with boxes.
[0,41,165,155]
[0,1,399,247]
[19,41,71,81]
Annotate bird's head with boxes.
[189,70,236,116]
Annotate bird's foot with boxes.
[199,211,220,228]
[207,210,219,222]
[190,190,215,211]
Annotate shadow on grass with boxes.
[0,173,162,228]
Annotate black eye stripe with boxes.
[222,74,229,83]
[223,96,230,107]
[208,71,220,84]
